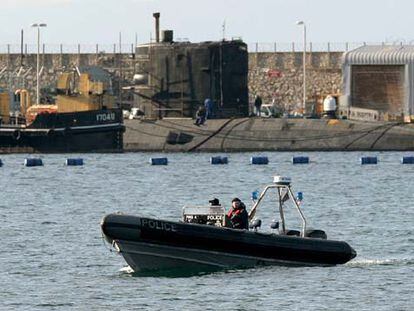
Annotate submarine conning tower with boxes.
[133,26,249,119]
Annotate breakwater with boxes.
[0,51,342,108]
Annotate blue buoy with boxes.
[292,156,309,164]
[361,156,377,165]
[211,156,228,164]
[24,158,43,167]
[401,156,414,164]
[66,158,84,166]
[150,157,168,165]
[250,156,269,165]
[0,159,2,167]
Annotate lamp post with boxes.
[31,23,47,105]
[296,21,306,115]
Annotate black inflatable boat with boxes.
[101,176,356,271]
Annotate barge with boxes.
[0,67,124,153]
[0,108,124,153]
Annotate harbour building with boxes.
[342,45,414,122]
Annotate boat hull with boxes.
[101,214,357,272]
[114,239,330,272]
[0,109,124,153]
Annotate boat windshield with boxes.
[182,205,226,227]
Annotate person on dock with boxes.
[204,98,213,119]
[254,94,262,117]
[227,198,249,230]
[194,106,206,126]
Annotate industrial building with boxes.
[342,45,414,122]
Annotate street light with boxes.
[31,23,47,105]
[296,20,306,115]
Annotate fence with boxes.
[0,42,410,54]
[0,44,137,54]
[246,42,413,53]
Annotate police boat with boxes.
[101,176,356,272]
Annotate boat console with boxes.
[182,204,226,227]
[181,176,328,238]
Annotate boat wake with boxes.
[346,257,414,267]
[118,265,221,278]
[119,266,134,274]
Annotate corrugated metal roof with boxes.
[343,45,414,65]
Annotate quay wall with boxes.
[248,52,343,111]
[0,52,343,108]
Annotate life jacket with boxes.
[227,208,243,218]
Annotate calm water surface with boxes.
[0,152,413,310]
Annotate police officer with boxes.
[227,198,249,230]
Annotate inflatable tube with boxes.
[47,129,56,138]
[63,127,71,137]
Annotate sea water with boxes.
[0,152,413,310]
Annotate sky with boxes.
[0,0,413,47]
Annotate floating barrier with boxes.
[250,156,269,165]
[24,158,43,167]
[401,156,414,164]
[292,156,309,164]
[6,155,414,167]
[66,158,84,166]
[360,156,377,165]
[150,157,168,165]
[210,156,228,165]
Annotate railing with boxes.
[247,42,409,53]
[0,44,137,54]
[0,42,411,54]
